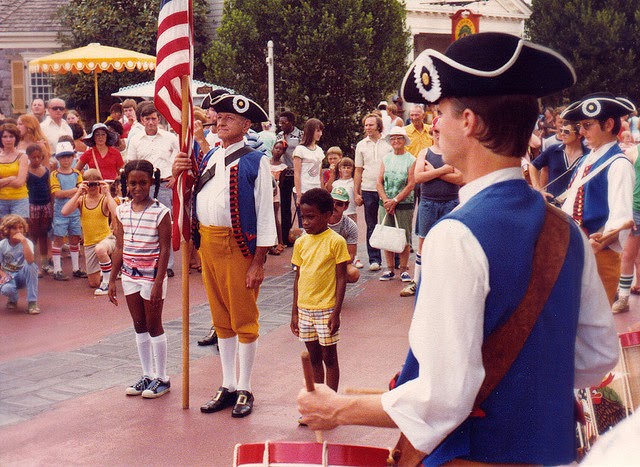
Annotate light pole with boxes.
[267,40,275,126]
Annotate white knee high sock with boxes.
[218,336,238,391]
[150,333,168,382]
[413,253,422,285]
[237,340,257,392]
[135,332,153,378]
[70,247,80,271]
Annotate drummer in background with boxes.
[298,32,619,466]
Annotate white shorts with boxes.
[121,275,168,300]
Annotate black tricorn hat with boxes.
[561,93,636,121]
[209,94,269,123]
[401,32,576,104]
[201,88,230,110]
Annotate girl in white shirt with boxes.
[293,118,325,207]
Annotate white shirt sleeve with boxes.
[381,219,489,454]
[574,231,620,388]
[255,155,278,247]
[605,157,635,250]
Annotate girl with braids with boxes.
[108,160,172,399]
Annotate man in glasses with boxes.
[40,98,73,153]
[560,93,636,306]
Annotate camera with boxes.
[86,182,99,187]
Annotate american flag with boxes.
[154,0,195,251]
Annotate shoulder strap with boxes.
[194,145,253,196]
[393,203,571,467]
[473,203,570,407]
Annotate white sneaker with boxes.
[353,259,364,269]
[368,262,381,272]
[612,295,630,314]
[94,284,109,296]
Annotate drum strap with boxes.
[394,203,571,467]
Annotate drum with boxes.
[233,441,393,466]
[619,330,640,409]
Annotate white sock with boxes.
[135,332,153,378]
[150,333,168,382]
[52,252,62,273]
[237,340,257,392]
[414,253,422,285]
[70,250,80,271]
[218,336,238,391]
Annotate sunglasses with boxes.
[333,200,347,207]
[576,121,598,131]
[559,129,575,135]
[50,106,65,111]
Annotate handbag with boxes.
[370,213,406,253]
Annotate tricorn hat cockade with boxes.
[209,94,269,124]
[401,32,576,104]
[561,93,636,121]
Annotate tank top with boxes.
[80,195,112,246]
[419,149,460,202]
[0,155,28,200]
[27,169,51,205]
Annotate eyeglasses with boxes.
[559,129,575,135]
[333,200,347,207]
[50,106,65,111]
[577,121,598,131]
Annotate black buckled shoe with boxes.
[231,390,254,418]
[197,327,218,346]
[200,387,237,413]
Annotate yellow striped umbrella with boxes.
[29,43,156,121]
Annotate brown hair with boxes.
[0,123,21,147]
[450,95,539,158]
[300,118,324,147]
[83,168,103,181]
[0,214,28,238]
[362,113,383,133]
[18,114,48,147]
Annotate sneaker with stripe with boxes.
[126,376,152,396]
[142,378,171,399]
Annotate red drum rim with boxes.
[234,441,392,466]
[619,330,640,348]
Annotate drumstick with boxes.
[301,351,324,443]
[592,220,635,244]
[343,387,385,395]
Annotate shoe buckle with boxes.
[236,394,247,405]
[213,390,223,401]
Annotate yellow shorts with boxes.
[298,308,339,346]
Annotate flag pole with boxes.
[180,74,191,409]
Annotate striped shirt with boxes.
[116,200,170,281]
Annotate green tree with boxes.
[527,0,640,106]
[203,0,411,152]
[55,0,211,124]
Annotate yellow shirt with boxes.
[0,155,28,200]
[405,123,433,157]
[80,195,112,246]
[292,228,350,310]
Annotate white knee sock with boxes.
[413,253,422,285]
[218,336,238,391]
[150,333,168,382]
[237,340,257,392]
[135,332,153,378]
[70,246,80,271]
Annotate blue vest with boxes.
[577,143,628,235]
[235,150,264,255]
[396,179,585,465]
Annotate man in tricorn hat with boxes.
[298,33,618,465]
[560,93,636,310]
[173,93,276,418]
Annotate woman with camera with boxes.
[75,123,124,182]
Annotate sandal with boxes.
[631,286,640,295]
[276,244,286,254]
[268,246,281,256]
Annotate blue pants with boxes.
[362,190,381,265]
[0,263,38,302]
